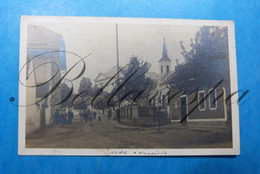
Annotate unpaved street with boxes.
[26,115,232,148]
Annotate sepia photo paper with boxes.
[18,16,240,156]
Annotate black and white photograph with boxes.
[18,16,239,156]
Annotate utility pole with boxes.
[116,23,120,122]
[116,23,120,81]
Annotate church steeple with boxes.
[159,38,172,74]
[159,38,171,62]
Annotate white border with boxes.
[18,16,240,156]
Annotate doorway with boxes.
[180,96,187,125]
[40,105,46,128]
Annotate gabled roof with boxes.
[27,25,62,50]
[26,25,67,76]
[94,66,123,83]
[94,72,108,82]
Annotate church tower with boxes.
[159,38,172,75]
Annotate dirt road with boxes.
[26,116,232,148]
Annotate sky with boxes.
[30,22,201,91]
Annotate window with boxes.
[209,89,217,110]
[166,65,169,73]
[198,90,206,111]
[161,65,163,73]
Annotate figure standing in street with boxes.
[83,110,88,122]
[68,109,74,124]
[64,109,68,123]
[79,110,83,122]
[55,109,60,124]
[98,111,102,122]
[117,109,120,123]
[60,109,66,124]
[93,111,96,120]
[87,109,91,122]
[108,109,111,120]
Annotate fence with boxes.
[120,105,168,118]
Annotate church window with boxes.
[166,65,169,73]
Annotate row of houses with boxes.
[102,38,230,127]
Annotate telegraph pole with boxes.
[116,23,120,122]
[116,23,120,81]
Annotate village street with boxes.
[26,114,232,148]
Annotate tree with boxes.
[78,77,92,94]
[117,55,156,105]
[170,26,230,93]
[73,77,93,110]
[91,85,110,111]
[60,82,73,108]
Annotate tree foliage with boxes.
[78,77,92,94]
[60,82,73,108]
[91,85,109,111]
[118,55,156,104]
[170,26,230,93]
[73,77,93,110]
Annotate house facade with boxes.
[26,25,66,136]
[168,86,228,125]
[166,61,231,127]
[94,65,124,93]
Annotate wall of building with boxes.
[159,61,171,74]
[169,87,227,122]
[26,52,62,137]
[25,62,41,137]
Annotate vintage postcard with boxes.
[18,16,240,156]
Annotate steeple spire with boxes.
[159,38,171,62]
[159,38,172,74]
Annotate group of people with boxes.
[80,110,102,122]
[54,108,103,125]
[54,109,74,124]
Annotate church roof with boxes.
[159,38,171,62]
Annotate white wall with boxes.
[159,61,172,74]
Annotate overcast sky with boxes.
[34,22,201,91]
